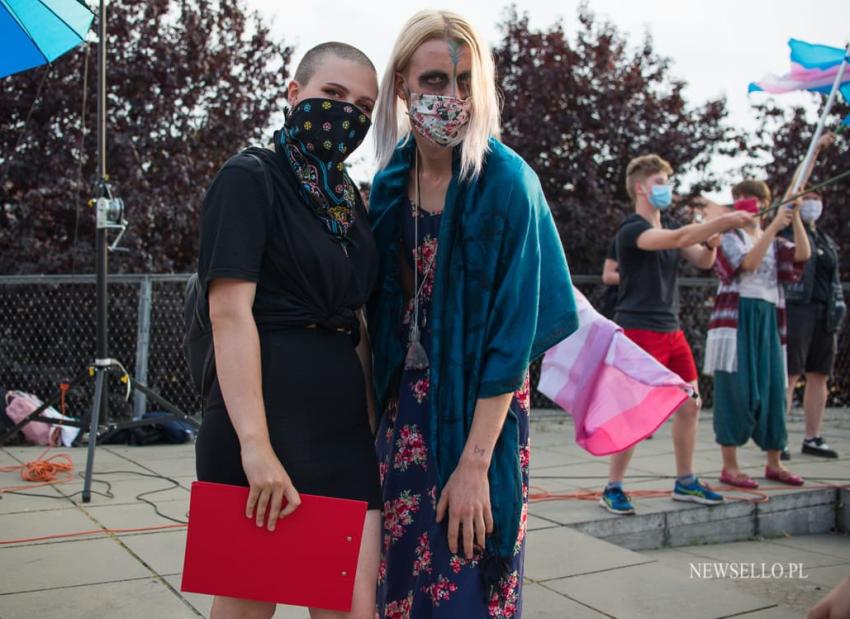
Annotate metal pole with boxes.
[788,44,850,196]
[95,0,108,364]
[133,277,152,419]
[84,0,109,504]
[97,0,107,183]
[82,369,105,503]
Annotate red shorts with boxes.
[623,328,698,383]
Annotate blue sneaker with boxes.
[672,478,724,505]
[600,486,635,515]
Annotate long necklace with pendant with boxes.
[404,150,432,371]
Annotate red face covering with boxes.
[733,197,760,214]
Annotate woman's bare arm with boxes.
[208,278,300,530]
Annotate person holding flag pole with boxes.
[749,39,850,461]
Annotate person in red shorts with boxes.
[599,154,753,515]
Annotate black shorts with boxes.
[786,302,837,376]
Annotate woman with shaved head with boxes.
[194,42,381,619]
[367,11,579,617]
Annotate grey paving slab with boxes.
[778,459,850,482]
[527,514,560,532]
[546,562,776,619]
[1,446,150,471]
[529,446,596,470]
[528,492,617,526]
[0,537,151,594]
[529,421,576,448]
[0,448,22,466]
[55,473,192,507]
[80,496,189,530]
[522,583,608,618]
[120,529,188,576]
[0,577,198,619]
[642,535,850,617]
[163,575,315,618]
[768,533,850,560]
[0,505,97,547]
[126,455,198,478]
[804,563,850,588]
[672,538,850,570]
[0,485,73,515]
[104,444,195,461]
[524,526,650,581]
[732,607,805,618]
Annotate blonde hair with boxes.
[373,10,501,180]
[625,154,674,201]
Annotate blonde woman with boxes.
[367,11,579,617]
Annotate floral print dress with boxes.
[375,199,531,619]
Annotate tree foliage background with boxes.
[749,99,850,277]
[493,6,746,274]
[1,2,848,277]
[0,0,291,274]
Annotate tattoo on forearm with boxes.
[473,444,486,458]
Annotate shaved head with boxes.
[294,42,376,86]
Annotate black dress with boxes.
[194,144,381,509]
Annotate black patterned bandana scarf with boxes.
[277,98,371,240]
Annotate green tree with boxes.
[0,0,291,274]
[493,4,744,274]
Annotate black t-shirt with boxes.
[614,213,681,331]
[812,229,837,303]
[197,146,377,335]
[600,239,619,320]
[606,238,617,261]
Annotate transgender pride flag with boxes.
[749,39,850,124]
[537,291,693,456]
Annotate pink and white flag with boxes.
[537,290,693,456]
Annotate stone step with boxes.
[534,487,845,551]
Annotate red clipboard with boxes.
[181,481,367,611]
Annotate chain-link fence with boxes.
[0,274,197,422]
[2,274,849,421]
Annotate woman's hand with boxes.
[719,210,754,231]
[816,132,836,152]
[435,459,493,559]
[241,439,301,531]
[768,205,794,234]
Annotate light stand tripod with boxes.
[0,0,198,502]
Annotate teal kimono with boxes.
[368,137,578,562]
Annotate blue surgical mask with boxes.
[800,199,823,223]
[648,184,672,210]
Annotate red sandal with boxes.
[765,466,805,486]
[719,470,759,489]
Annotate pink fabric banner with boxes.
[537,290,692,455]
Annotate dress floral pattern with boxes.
[376,200,531,618]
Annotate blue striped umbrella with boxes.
[1,0,94,78]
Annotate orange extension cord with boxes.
[0,449,187,546]
[1,450,847,546]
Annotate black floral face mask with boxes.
[278,98,371,240]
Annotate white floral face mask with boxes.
[406,91,471,148]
